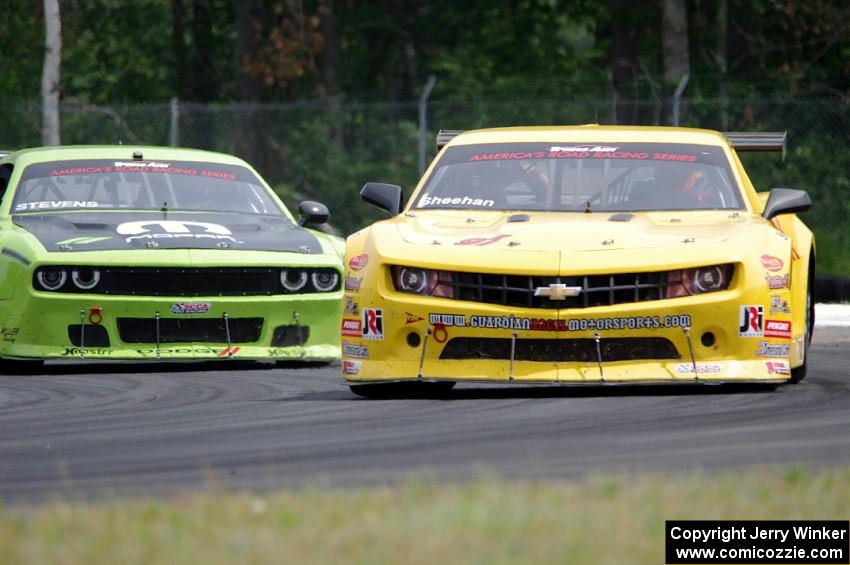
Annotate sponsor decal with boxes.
[63,347,111,356]
[470,151,546,161]
[135,346,236,357]
[465,148,698,162]
[344,275,362,291]
[344,296,359,316]
[770,295,791,314]
[341,318,362,337]
[455,234,511,246]
[404,313,424,325]
[0,327,20,342]
[116,220,242,244]
[112,162,238,180]
[342,341,369,358]
[115,161,170,169]
[348,253,369,271]
[567,315,691,331]
[766,273,790,289]
[760,254,784,272]
[56,236,113,246]
[738,305,764,337]
[756,341,789,358]
[171,302,211,315]
[362,308,384,340]
[15,201,99,211]
[764,319,791,339]
[764,360,791,375]
[419,195,495,208]
[48,166,112,176]
[550,145,618,153]
[795,336,806,364]
[428,313,692,332]
[218,346,240,357]
[342,360,361,375]
[675,363,722,374]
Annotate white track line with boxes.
[816,303,850,328]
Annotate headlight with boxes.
[391,266,455,298]
[666,264,733,298]
[280,269,308,291]
[36,268,67,291]
[71,269,101,290]
[311,270,339,292]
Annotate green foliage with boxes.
[1,1,848,274]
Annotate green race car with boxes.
[0,145,344,371]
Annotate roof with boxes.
[444,125,730,147]
[4,145,249,168]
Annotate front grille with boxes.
[117,317,263,343]
[33,267,340,296]
[106,268,281,296]
[448,272,679,309]
[439,337,680,362]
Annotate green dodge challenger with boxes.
[0,145,344,371]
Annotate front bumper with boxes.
[0,289,342,361]
[341,287,798,384]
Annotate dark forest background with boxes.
[2,1,849,272]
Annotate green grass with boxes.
[1,466,848,564]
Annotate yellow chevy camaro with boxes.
[342,126,814,397]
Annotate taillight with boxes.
[666,264,733,298]
[391,266,454,298]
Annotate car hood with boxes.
[372,210,768,273]
[397,210,751,251]
[13,211,323,254]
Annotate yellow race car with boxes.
[342,126,814,397]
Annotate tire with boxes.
[789,260,814,384]
[0,359,44,375]
[349,381,456,399]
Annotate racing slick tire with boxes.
[789,259,814,384]
[349,381,456,399]
[0,358,45,375]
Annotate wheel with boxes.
[349,381,456,399]
[789,260,814,384]
[0,359,44,375]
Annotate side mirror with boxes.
[360,182,403,215]
[298,200,329,226]
[762,188,811,221]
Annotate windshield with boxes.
[414,142,743,212]
[12,159,283,215]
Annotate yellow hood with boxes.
[366,210,772,275]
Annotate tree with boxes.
[41,0,61,145]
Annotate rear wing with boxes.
[723,132,786,161]
[436,129,787,160]
[0,150,14,159]
[436,130,464,151]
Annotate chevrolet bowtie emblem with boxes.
[534,283,582,300]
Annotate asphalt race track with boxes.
[1,328,848,504]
